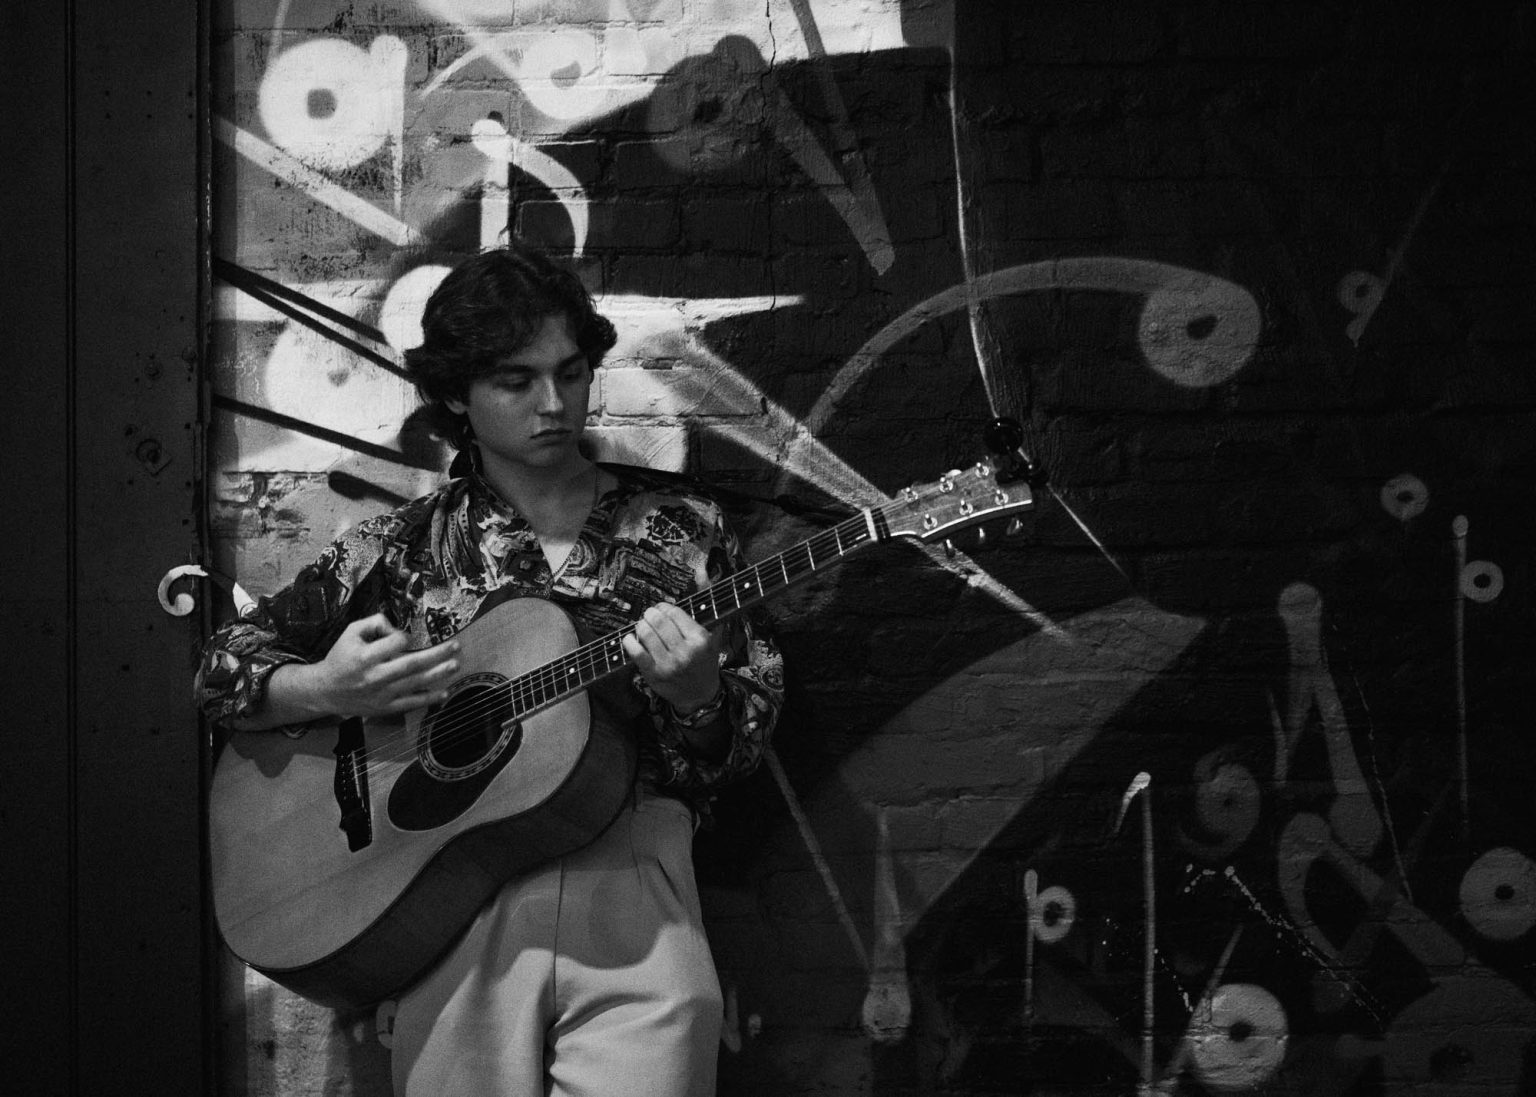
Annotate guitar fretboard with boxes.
[505,507,889,718]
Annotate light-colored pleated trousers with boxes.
[391,790,724,1097]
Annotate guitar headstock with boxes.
[882,460,1035,544]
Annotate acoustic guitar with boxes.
[209,461,1034,1008]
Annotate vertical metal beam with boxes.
[0,1,77,1089]
[70,0,209,1089]
[0,1,210,1092]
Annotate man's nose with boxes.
[536,377,565,413]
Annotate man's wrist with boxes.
[668,681,725,727]
[268,661,335,722]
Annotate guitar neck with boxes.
[679,508,888,628]
[508,507,890,718]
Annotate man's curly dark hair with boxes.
[403,246,618,452]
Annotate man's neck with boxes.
[481,454,596,527]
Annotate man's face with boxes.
[446,313,593,475]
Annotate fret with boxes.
[779,555,791,586]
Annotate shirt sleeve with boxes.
[647,500,784,794]
[193,524,393,728]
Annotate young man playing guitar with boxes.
[196,245,784,1096]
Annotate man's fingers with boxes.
[367,649,458,701]
[380,689,447,716]
[639,606,712,659]
[351,612,399,642]
[639,607,678,648]
[386,640,460,678]
[632,618,684,671]
[621,631,654,672]
[401,657,459,697]
[420,657,460,682]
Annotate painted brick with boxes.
[599,365,759,418]
[583,422,689,472]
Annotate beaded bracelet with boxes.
[669,684,725,728]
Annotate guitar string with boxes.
[350,518,874,779]
[353,521,857,777]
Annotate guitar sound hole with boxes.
[391,674,524,831]
[423,679,521,775]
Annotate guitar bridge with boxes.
[332,717,373,851]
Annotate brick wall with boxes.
[208,1,1536,1093]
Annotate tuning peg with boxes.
[1006,518,1027,538]
[976,526,988,548]
[943,539,957,559]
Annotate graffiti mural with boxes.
[201,0,1536,1093]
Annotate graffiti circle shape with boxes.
[258,38,399,171]
[261,321,414,454]
[1382,978,1536,1090]
[381,265,454,353]
[1136,273,1264,388]
[1188,983,1289,1092]
[1028,885,1076,944]
[1459,561,1505,604]
[1179,753,1261,862]
[1380,473,1429,521]
[1459,846,1536,941]
[646,38,768,174]
[1336,269,1386,314]
[513,29,612,121]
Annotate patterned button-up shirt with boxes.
[195,463,783,796]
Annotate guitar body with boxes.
[208,598,638,1009]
